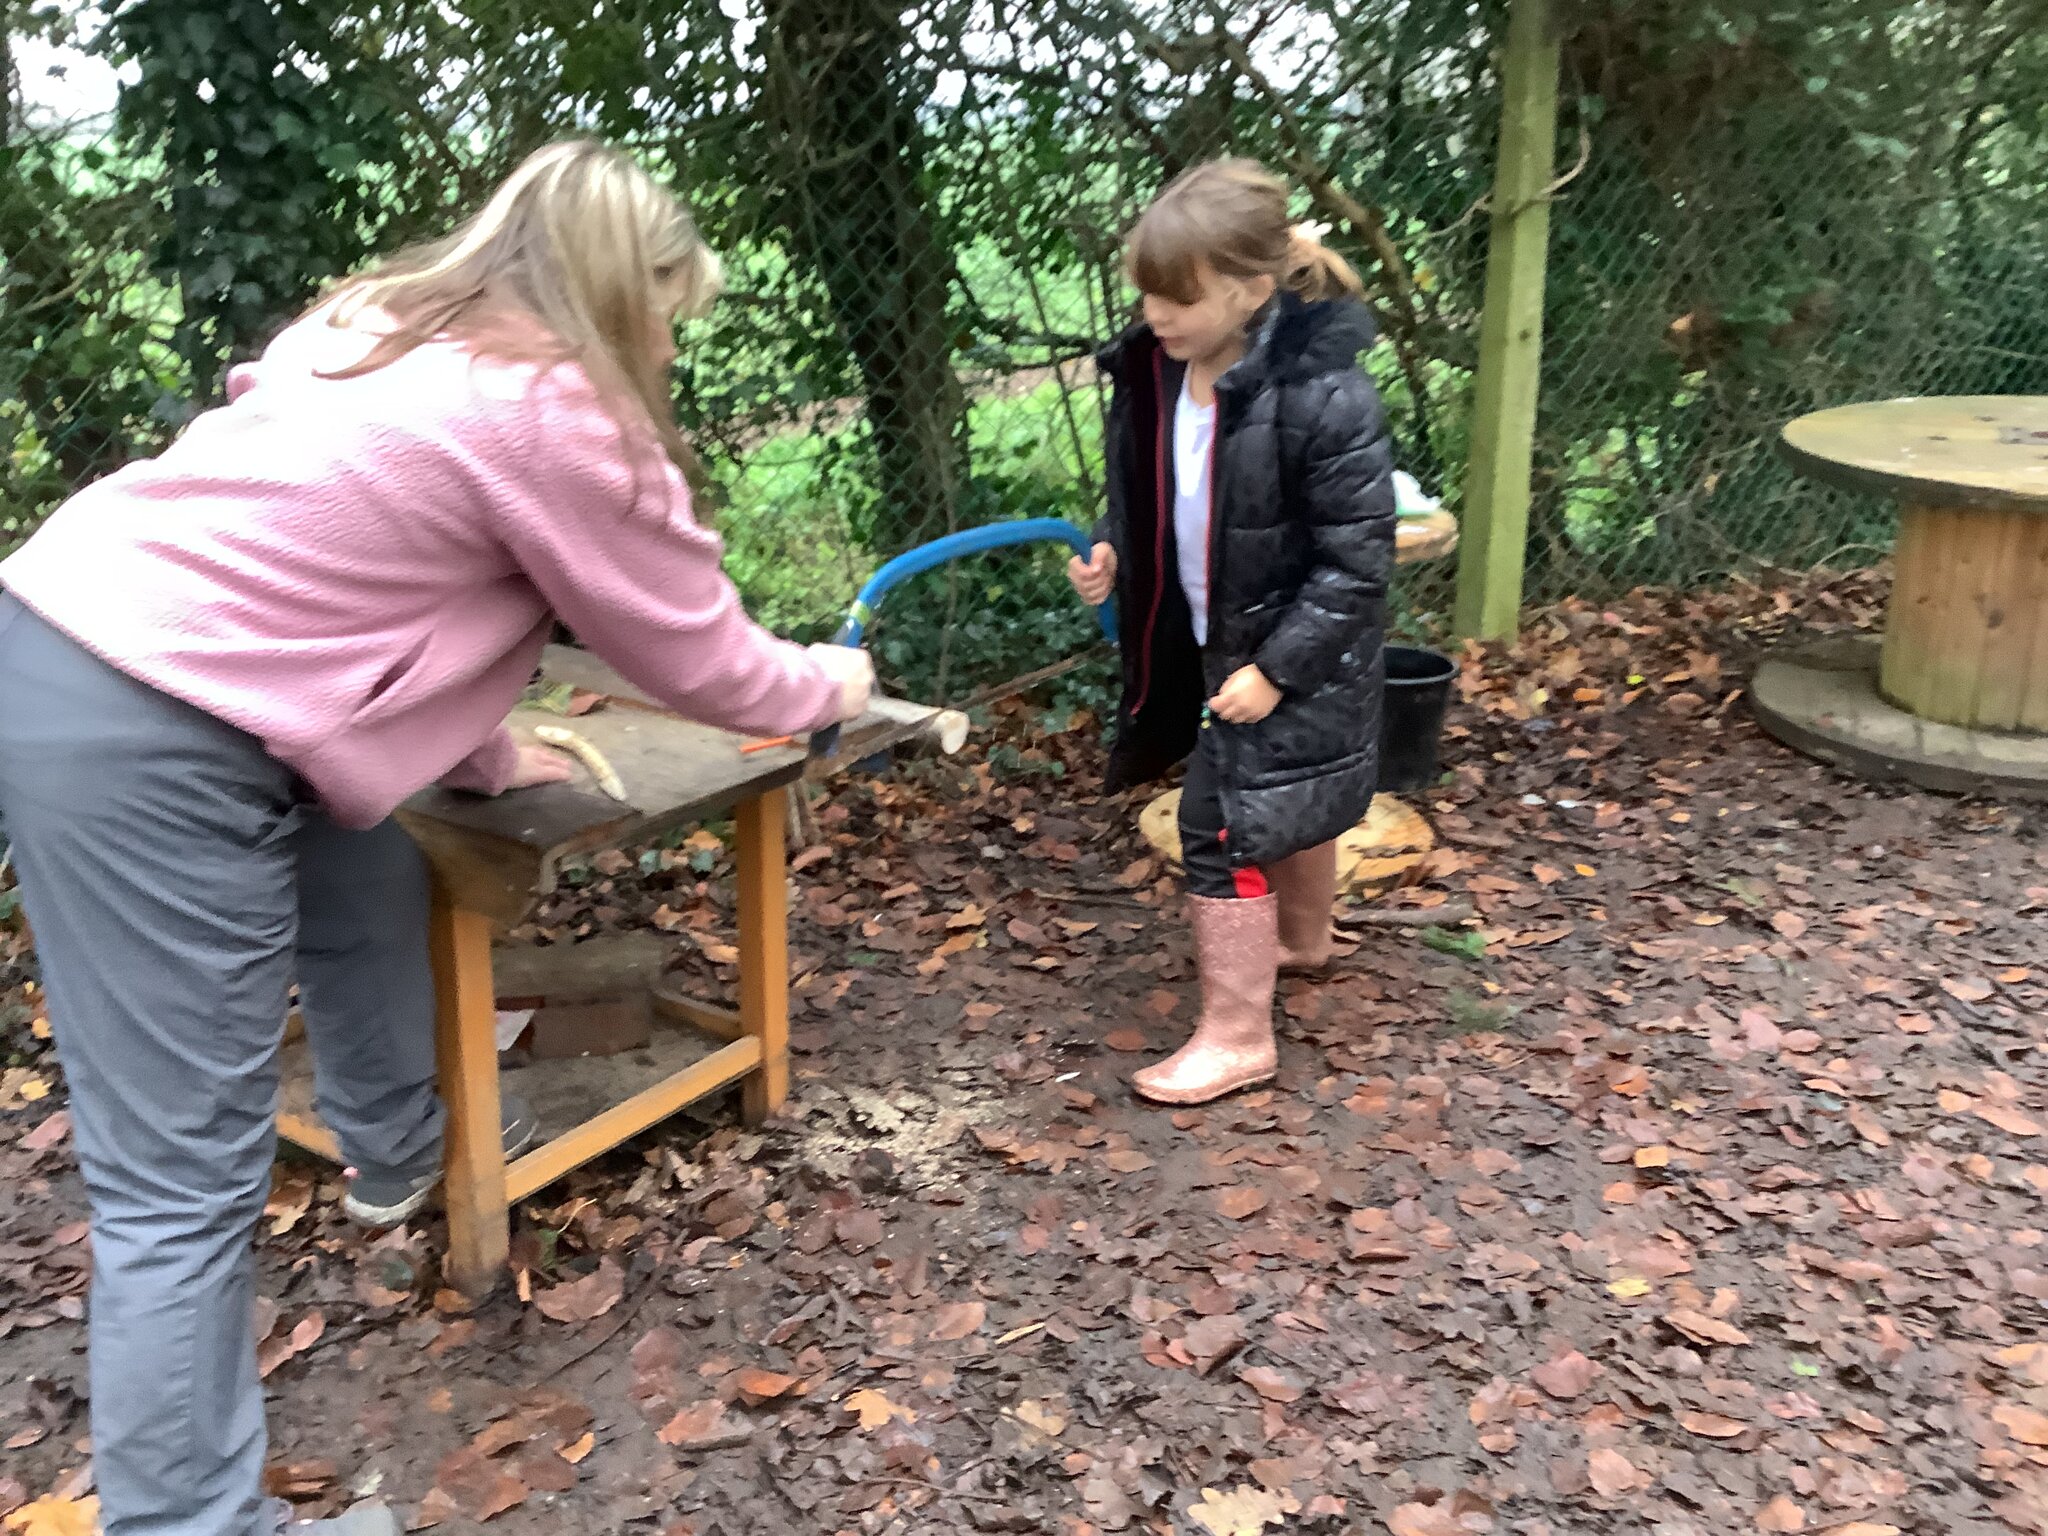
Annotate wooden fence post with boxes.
[1453,0,1563,641]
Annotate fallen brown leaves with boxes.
[1993,1403,2048,1447]
[1214,1186,1269,1220]
[732,1367,799,1404]
[1179,1314,1248,1375]
[1663,1307,1751,1348]
[531,1256,625,1323]
[1188,1483,1296,1535]
[1387,1490,1495,1535]
[418,1387,595,1525]
[428,1450,528,1524]
[19,1112,68,1153]
[263,1459,337,1501]
[1239,1365,1303,1404]
[4,572,2043,1534]
[843,1389,917,1430]
[1757,1493,1807,1531]
[1,1498,96,1536]
[656,1400,748,1451]
[256,1309,325,1379]
[1677,1409,1749,1438]
[1530,1348,1600,1399]
[1587,1446,1647,1496]
[927,1300,985,1342]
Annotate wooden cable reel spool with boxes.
[1139,789,1436,900]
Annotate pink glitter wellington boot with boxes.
[1269,840,1339,973]
[1132,894,1280,1105]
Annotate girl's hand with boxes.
[1068,543,1117,606]
[506,742,576,790]
[809,644,877,722]
[1209,665,1282,724]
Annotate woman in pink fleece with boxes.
[0,141,870,1536]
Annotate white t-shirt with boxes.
[1173,374,1217,645]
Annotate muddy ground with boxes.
[3,572,2047,1536]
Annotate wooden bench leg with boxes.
[429,890,508,1295]
[736,787,790,1125]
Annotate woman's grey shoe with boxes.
[275,1501,402,1536]
[343,1095,541,1226]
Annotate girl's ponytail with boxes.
[1126,160,1365,310]
[1282,221,1364,302]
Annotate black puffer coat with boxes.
[1095,291,1396,869]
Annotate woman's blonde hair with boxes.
[320,139,721,489]
[1126,158,1362,308]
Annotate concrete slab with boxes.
[1751,635,2048,799]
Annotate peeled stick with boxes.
[532,725,628,801]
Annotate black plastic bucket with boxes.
[1378,645,1457,792]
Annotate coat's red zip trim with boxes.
[1127,348,1171,718]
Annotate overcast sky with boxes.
[15,24,127,128]
[12,4,1347,131]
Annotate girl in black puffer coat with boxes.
[1067,159,1396,1106]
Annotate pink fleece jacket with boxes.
[0,308,840,828]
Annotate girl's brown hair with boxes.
[1125,158,1362,307]
[317,140,721,498]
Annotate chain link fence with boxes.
[1528,14,2048,606]
[5,3,2047,705]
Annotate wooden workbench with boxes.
[275,645,962,1294]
